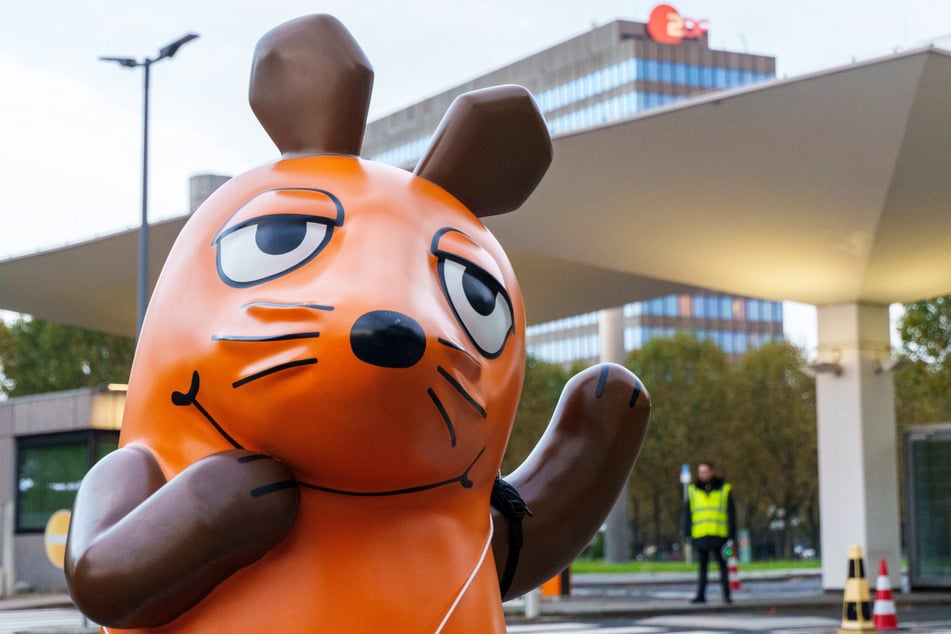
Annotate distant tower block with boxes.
[189,174,231,213]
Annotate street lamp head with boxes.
[680,463,691,484]
[99,56,139,69]
[158,33,200,61]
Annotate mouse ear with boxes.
[249,14,373,157]
[414,85,552,218]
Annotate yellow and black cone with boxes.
[838,544,877,633]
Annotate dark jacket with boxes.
[684,476,737,541]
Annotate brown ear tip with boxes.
[415,84,552,217]
[249,14,373,157]
[254,13,350,51]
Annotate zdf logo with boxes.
[647,4,709,44]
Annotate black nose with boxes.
[350,310,426,368]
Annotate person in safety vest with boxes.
[685,460,736,604]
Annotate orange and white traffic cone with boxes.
[873,558,898,630]
[728,553,742,591]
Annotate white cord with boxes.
[434,516,494,634]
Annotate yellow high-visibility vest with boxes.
[688,482,731,539]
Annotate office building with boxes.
[363,6,781,364]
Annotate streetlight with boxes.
[100,33,199,338]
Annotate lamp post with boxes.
[680,463,692,563]
[100,33,199,338]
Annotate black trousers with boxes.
[693,535,730,599]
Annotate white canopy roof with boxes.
[3,47,951,337]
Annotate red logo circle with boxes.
[647,4,684,44]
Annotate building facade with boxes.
[362,9,781,364]
[1,386,124,592]
[527,291,784,365]
[363,13,775,166]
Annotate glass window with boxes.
[714,67,727,88]
[16,431,119,533]
[673,62,687,85]
[734,331,748,353]
[722,331,735,354]
[664,295,678,316]
[719,297,732,319]
[733,298,746,320]
[625,326,642,350]
[907,435,951,585]
[678,295,692,316]
[687,64,700,86]
[692,295,705,318]
[640,60,654,82]
[587,333,600,358]
[748,299,761,321]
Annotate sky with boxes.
[3,0,944,350]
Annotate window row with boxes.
[546,90,681,134]
[535,58,772,113]
[528,332,601,364]
[368,135,431,169]
[17,430,119,533]
[626,294,783,323]
[528,324,785,363]
[371,85,682,164]
[369,57,773,166]
[525,310,600,336]
[635,327,783,354]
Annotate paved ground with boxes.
[2,569,949,633]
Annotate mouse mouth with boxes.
[171,370,486,496]
[295,447,485,496]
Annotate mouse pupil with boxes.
[463,269,496,316]
[256,219,306,255]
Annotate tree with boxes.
[625,333,734,557]
[895,294,951,428]
[899,294,951,367]
[502,356,570,474]
[891,295,951,530]
[729,341,817,559]
[0,316,135,397]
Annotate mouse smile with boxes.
[171,370,486,496]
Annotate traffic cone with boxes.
[728,552,742,591]
[872,559,898,630]
[838,544,876,633]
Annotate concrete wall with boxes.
[14,533,64,592]
[0,387,125,592]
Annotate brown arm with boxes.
[65,445,299,628]
[492,363,650,599]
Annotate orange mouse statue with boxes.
[65,14,650,633]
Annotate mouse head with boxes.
[122,15,551,499]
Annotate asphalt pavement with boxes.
[506,568,951,621]
[2,568,950,632]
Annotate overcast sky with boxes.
[3,0,941,348]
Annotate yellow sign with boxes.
[44,510,71,569]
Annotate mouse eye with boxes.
[439,257,514,358]
[216,214,334,286]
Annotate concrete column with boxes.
[600,307,631,563]
[815,303,901,589]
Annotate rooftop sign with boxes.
[647,4,709,44]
